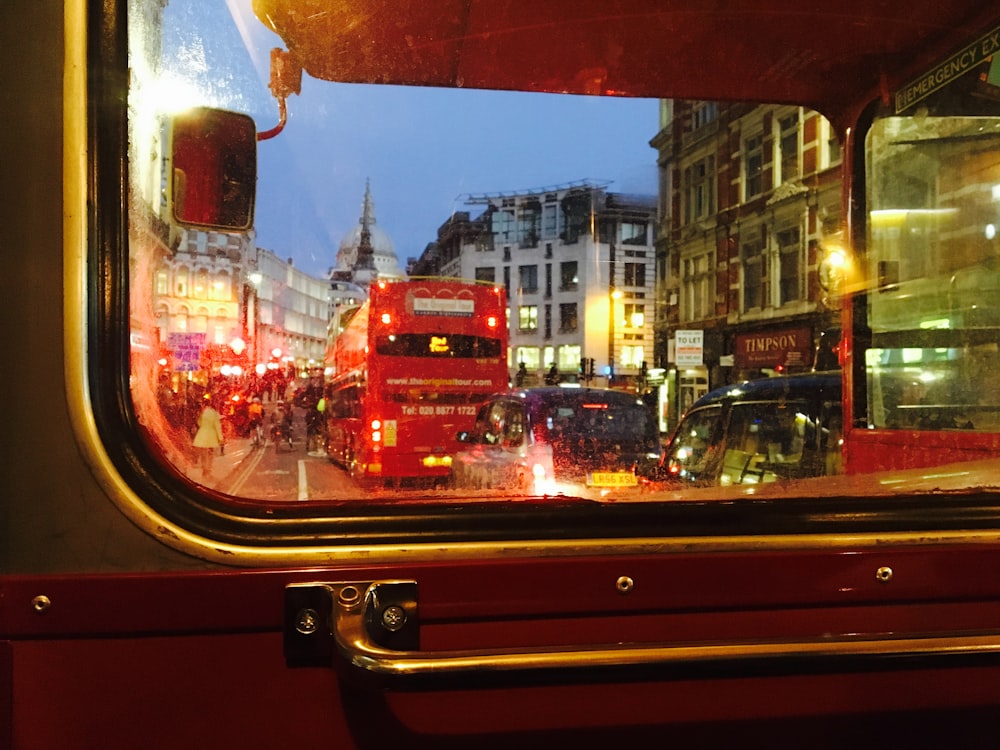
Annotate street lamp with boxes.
[609,288,623,383]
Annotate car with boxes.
[451,386,661,494]
[659,371,843,487]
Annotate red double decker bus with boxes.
[324,278,508,484]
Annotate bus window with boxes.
[119,0,1000,522]
[853,53,1000,471]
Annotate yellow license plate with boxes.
[588,472,638,487]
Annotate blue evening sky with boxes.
[162,0,659,278]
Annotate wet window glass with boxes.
[124,0,1000,512]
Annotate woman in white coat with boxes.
[193,396,225,479]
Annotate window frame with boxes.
[76,0,1000,565]
[744,133,764,200]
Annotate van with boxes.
[451,387,661,493]
[659,372,842,486]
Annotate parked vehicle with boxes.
[660,372,842,486]
[451,387,660,493]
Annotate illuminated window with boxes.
[624,303,644,328]
[558,344,581,371]
[621,344,644,368]
[518,305,538,330]
[515,346,540,369]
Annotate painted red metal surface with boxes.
[6,546,1000,744]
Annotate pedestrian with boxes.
[193,395,225,479]
[544,363,559,385]
[248,396,264,447]
[515,362,527,387]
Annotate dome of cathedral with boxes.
[332,181,404,281]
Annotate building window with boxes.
[544,304,552,338]
[542,204,558,239]
[744,134,763,199]
[518,305,538,331]
[175,266,189,297]
[211,272,231,301]
[821,117,842,168]
[543,346,555,369]
[545,264,552,297]
[557,344,581,372]
[518,202,540,247]
[624,303,645,328]
[503,266,510,296]
[621,344,645,368]
[560,261,578,291]
[683,155,715,225]
[691,101,718,130]
[475,266,496,283]
[778,112,800,183]
[623,262,646,288]
[515,346,540,370]
[155,270,168,295]
[681,252,713,322]
[559,303,578,332]
[621,221,648,245]
[518,265,538,294]
[742,237,765,312]
[777,227,801,305]
[493,208,516,243]
[561,192,590,244]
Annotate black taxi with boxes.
[659,372,843,487]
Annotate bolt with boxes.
[295,607,319,635]
[875,566,893,583]
[31,595,51,614]
[381,605,407,632]
[616,576,635,594]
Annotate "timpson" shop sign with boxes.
[735,326,812,368]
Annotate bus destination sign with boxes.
[413,297,475,316]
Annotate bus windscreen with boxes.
[375,333,503,358]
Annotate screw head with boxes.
[381,605,407,632]
[295,607,319,635]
